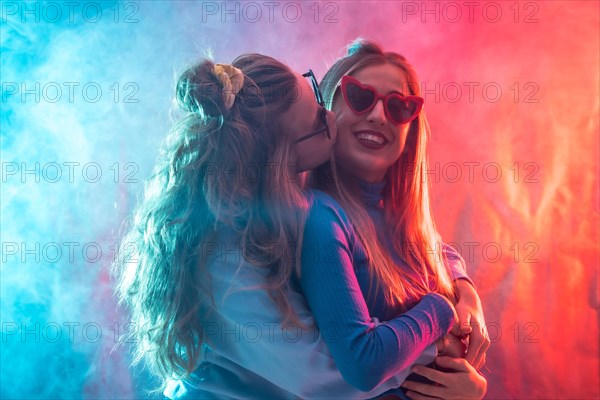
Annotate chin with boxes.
[355,159,387,176]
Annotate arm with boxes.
[444,244,490,370]
[300,193,457,392]
[453,279,490,369]
[443,244,473,285]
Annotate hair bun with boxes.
[175,61,227,118]
[347,38,382,56]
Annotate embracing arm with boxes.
[299,193,457,392]
[443,244,489,369]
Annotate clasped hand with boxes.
[402,282,490,400]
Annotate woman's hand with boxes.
[452,280,490,370]
[435,332,467,358]
[401,356,487,400]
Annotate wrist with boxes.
[422,293,458,335]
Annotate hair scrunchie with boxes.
[214,63,244,110]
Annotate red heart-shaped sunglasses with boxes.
[341,75,424,125]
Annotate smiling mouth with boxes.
[354,131,388,149]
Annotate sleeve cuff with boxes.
[455,276,476,289]
[412,293,456,339]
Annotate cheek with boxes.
[325,110,338,141]
[333,108,356,140]
[332,98,354,127]
[295,137,334,171]
[294,146,315,171]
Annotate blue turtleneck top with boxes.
[297,185,465,392]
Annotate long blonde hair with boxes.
[312,39,457,310]
[115,54,307,389]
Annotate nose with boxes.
[366,99,387,125]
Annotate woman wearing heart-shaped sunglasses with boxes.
[304,39,489,399]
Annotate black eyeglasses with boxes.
[294,70,331,144]
[303,70,325,107]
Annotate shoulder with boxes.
[305,188,338,205]
[305,189,351,226]
[303,189,355,242]
[305,189,348,217]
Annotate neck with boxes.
[340,167,385,184]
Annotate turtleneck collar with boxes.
[357,180,386,208]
